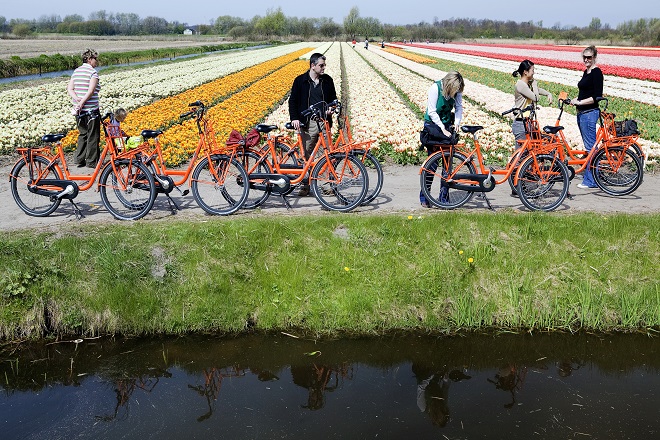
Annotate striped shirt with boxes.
[70,63,100,112]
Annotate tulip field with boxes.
[0,40,658,166]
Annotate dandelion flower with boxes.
[468,257,474,263]
[408,215,413,220]
[344,267,350,272]
[459,250,464,255]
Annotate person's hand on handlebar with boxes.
[292,119,302,131]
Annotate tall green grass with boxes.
[0,212,658,339]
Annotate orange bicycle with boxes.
[133,101,250,216]
[547,94,643,196]
[237,101,369,212]
[10,113,157,220]
[419,105,571,212]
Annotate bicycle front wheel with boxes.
[592,146,643,196]
[310,154,368,212]
[353,150,384,205]
[237,150,272,209]
[516,154,569,211]
[10,155,63,217]
[99,159,156,220]
[191,155,249,215]
[420,151,475,209]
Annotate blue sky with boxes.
[2,0,656,28]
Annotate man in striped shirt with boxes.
[67,49,101,168]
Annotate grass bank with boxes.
[0,212,658,340]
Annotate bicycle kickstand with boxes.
[277,193,293,210]
[165,193,181,214]
[68,200,85,220]
[478,192,495,211]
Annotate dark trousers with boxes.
[74,111,101,166]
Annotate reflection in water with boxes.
[291,363,353,410]
[187,366,245,422]
[1,333,659,439]
[413,363,472,427]
[487,364,528,408]
[96,368,172,422]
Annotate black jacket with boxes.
[288,71,337,124]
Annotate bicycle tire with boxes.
[420,151,475,209]
[99,159,157,220]
[353,150,384,205]
[310,154,368,212]
[591,146,643,196]
[191,155,249,215]
[516,154,569,211]
[237,150,272,209]
[10,155,63,217]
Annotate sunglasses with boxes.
[583,55,593,61]
[316,63,326,68]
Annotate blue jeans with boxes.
[577,109,599,187]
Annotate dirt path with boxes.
[0,156,657,233]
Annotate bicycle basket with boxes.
[614,119,639,137]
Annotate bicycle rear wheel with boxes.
[353,150,383,205]
[237,150,272,209]
[99,159,157,220]
[191,155,249,215]
[420,151,475,209]
[310,154,368,212]
[10,155,63,217]
[516,154,569,211]
[592,146,643,196]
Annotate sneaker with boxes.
[76,162,86,168]
[576,183,596,189]
[297,185,310,197]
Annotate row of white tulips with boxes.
[439,43,660,70]
[393,44,660,107]
[340,43,421,155]
[386,45,659,160]
[0,43,311,151]
[361,45,518,158]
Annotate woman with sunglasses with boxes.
[569,45,603,189]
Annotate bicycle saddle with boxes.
[543,126,564,134]
[140,130,163,139]
[42,133,66,143]
[255,124,278,133]
[461,125,483,134]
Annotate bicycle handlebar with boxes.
[501,104,535,117]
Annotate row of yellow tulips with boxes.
[61,48,313,152]
[159,59,310,165]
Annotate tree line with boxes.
[1,7,658,45]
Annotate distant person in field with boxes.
[569,45,603,189]
[288,52,338,196]
[67,48,101,168]
[510,59,553,148]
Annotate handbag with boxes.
[420,121,455,148]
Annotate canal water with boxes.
[1,332,658,439]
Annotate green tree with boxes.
[319,18,341,38]
[214,15,246,34]
[12,23,33,37]
[254,8,286,37]
[343,6,360,39]
[359,16,381,40]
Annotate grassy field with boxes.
[0,212,657,340]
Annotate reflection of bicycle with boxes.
[419,105,571,212]
[487,364,527,409]
[237,100,369,212]
[188,366,246,422]
[548,94,643,196]
[135,101,250,216]
[10,113,157,220]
